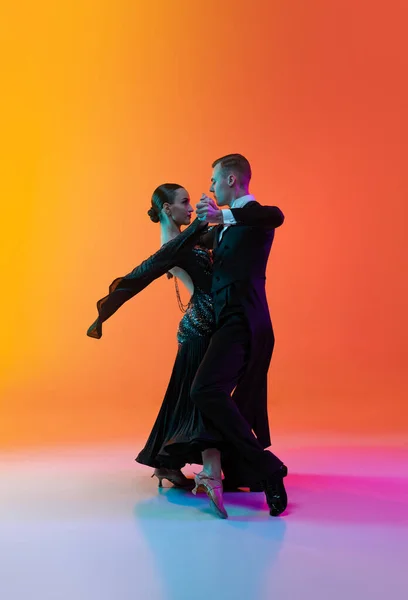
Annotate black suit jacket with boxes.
[207,201,284,447]
[212,202,283,290]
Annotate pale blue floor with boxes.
[1,436,407,600]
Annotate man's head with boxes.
[209,154,252,206]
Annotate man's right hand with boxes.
[196,195,223,224]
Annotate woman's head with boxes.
[148,184,194,227]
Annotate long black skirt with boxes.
[136,335,225,469]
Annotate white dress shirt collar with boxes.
[230,194,256,209]
[218,195,256,242]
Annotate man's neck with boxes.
[227,188,251,206]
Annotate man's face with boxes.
[209,163,234,206]
[167,188,194,225]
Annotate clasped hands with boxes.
[195,194,223,224]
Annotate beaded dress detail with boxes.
[176,247,214,344]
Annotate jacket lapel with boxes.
[213,224,224,250]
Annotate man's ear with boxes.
[227,174,236,187]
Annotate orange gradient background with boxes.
[1,1,407,448]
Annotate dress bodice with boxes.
[175,246,215,344]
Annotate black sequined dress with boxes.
[136,245,225,468]
[87,219,224,467]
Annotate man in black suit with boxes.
[192,153,288,516]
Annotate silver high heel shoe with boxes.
[192,472,228,519]
[152,468,193,488]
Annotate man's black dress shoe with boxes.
[261,464,288,516]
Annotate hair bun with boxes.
[147,207,160,223]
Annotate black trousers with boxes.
[190,303,282,480]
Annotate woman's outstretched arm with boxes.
[87,219,206,339]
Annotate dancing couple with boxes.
[87,154,287,519]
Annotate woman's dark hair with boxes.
[147,183,183,223]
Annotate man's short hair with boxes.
[212,154,252,185]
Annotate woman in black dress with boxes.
[87,184,229,517]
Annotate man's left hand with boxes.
[196,195,223,224]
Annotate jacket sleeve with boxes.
[230,202,284,228]
[87,218,206,339]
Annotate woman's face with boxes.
[167,188,194,226]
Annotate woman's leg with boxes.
[202,448,222,479]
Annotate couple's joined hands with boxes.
[195,195,223,224]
